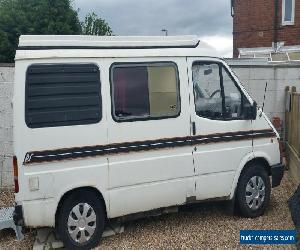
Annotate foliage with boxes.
[81,12,113,36]
[0,0,82,62]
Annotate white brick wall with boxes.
[0,61,299,188]
[0,65,14,188]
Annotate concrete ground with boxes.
[0,173,296,249]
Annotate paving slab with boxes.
[33,221,124,250]
[0,206,24,240]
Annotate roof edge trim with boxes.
[18,42,200,51]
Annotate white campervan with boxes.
[12,35,284,249]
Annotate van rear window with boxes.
[25,64,101,128]
[111,62,180,121]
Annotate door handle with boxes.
[192,122,196,135]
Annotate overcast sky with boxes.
[74,0,233,57]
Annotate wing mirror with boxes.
[244,101,257,120]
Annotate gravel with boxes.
[0,173,296,249]
[0,189,34,250]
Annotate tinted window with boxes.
[25,64,101,128]
[113,66,150,118]
[111,63,180,121]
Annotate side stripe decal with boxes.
[23,129,276,165]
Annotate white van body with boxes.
[12,35,283,247]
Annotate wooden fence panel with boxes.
[286,87,300,184]
[286,87,300,156]
[290,93,300,157]
[296,94,300,157]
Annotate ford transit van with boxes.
[12,35,284,249]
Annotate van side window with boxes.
[111,63,180,121]
[25,64,101,128]
[192,62,248,120]
[193,63,223,119]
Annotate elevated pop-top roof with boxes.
[18,35,200,49]
[15,35,219,60]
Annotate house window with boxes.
[282,0,295,25]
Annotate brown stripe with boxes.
[23,129,276,165]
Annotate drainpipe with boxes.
[273,0,279,51]
[231,0,235,57]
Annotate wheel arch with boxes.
[55,186,108,228]
[229,152,271,199]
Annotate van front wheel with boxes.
[57,190,105,249]
[236,164,271,218]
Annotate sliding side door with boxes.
[106,58,194,217]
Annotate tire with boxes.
[236,163,271,218]
[57,190,105,250]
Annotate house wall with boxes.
[0,64,14,188]
[0,61,299,188]
[233,0,300,57]
[229,61,300,121]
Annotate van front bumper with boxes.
[271,163,284,188]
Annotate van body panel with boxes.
[187,57,254,200]
[193,143,253,175]
[13,59,110,227]
[12,36,282,229]
[252,109,280,167]
[229,151,256,199]
[19,159,109,227]
[22,198,56,227]
[107,57,194,217]
[109,177,191,217]
[195,171,235,200]
[108,149,193,189]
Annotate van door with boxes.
[106,58,194,218]
[187,58,253,200]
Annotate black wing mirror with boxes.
[244,101,257,120]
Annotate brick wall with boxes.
[233,0,300,57]
[0,64,14,188]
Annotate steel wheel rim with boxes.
[245,176,265,210]
[67,203,97,244]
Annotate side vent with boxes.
[25,64,102,128]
